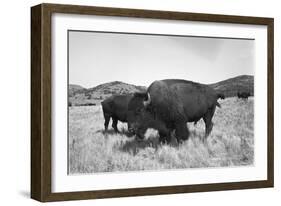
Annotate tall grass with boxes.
[69,97,254,174]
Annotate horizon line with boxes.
[69,74,254,89]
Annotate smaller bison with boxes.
[101,94,133,132]
[237,92,250,100]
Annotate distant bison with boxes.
[127,79,221,143]
[101,94,133,132]
[237,92,250,100]
[217,93,225,100]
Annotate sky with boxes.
[69,31,254,88]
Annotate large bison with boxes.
[101,94,133,132]
[193,92,224,126]
[127,79,221,143]
[237,92,250,100]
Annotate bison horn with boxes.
[143,93,151,107]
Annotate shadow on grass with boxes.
[120,133,183,155]
[95,128,134,138]
[119,137,159,155]
[97,127,206,156]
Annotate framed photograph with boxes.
[31,3,274,202]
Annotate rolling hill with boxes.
[69,84,85,96]
[69,75,253,106]
[69,81,146,106]
[209,75,254,97]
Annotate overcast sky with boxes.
[69,31,254,88]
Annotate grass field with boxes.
[68,97,254,174]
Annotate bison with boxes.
[127,79,221,143]
[193,92,224,126]
[237,92,250,100]
[101,94,133,132]
[217,93,225,100]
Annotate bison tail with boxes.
[216,102,221,108]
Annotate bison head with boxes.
[127,92,153,139]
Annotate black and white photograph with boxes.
[29,2,275,202]
[68,30,254,174]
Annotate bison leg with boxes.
[112,117,119,132]
[175,122,189,143]
[104,114,110,132]
[203,106,216,139]
[204,121,213,138]
[157,124,171,144]
[159,130,171,144]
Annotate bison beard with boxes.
[127,79,221,143]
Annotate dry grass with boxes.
[68,97,254,174]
